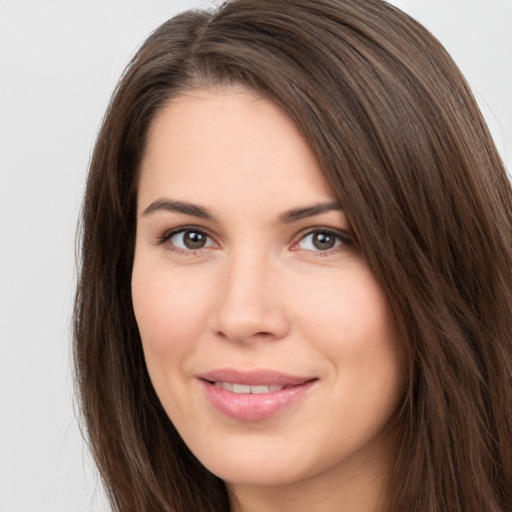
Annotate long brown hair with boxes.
[74,1,512,510]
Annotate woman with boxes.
[74,0,512,511]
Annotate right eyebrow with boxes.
[141,199,217,221]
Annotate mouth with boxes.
[212,382,286,394]
[199,368,316,387]
[198,369,318,421]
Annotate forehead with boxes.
[138,87,335,215]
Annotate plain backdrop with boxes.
[0,1,510,511]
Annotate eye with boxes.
[295,229,349,252]
[160,228,216,252]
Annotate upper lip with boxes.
[198,368,317,387]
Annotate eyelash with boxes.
[291,228,354,255]
[156,226,355,257]
[156,226,217,256]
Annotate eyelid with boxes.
[156,225,218,252]
[154,225,355,255]
[291,227,355,253]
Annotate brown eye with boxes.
[182,231,207,249]
[312,232,336,250]
[165,229,214,251]
[297,230,346,252]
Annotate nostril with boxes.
[208,299,291,344]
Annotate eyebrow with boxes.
[278,201,342,223]
[141,199,342,223]
[142,199,216,220]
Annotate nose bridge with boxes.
[210,243,289,343]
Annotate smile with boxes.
[213,382,284,393]
[199,369,318,421]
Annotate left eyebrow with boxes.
[279,201,342,223]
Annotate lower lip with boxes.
[201,380,317,422]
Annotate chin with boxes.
[211,461,305,488]
[189,437,308,487]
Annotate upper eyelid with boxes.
[153,227,214,250]
[297,226,348,237]
[293,228,353,250]
[294,227,353,243]
[157,225,352,250]
[160,225,214,239]
[159,225,348,238]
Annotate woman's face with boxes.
[132,87,406,496]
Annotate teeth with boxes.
[214,382,285,394]
[233,383,251,393]
[214,381,234,391]
[250,385,271,394]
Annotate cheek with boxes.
[295,267,397,347]
[131,261,209,359]
[293,266,405,392]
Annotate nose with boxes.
[207,250,290,344]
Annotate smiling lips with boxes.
[214,382,285,393]
[199,369,318,422]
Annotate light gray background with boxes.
[0,1,510,511]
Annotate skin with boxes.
[132,87,407,512]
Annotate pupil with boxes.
[313,232,335,250]
[184,231,206,249]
